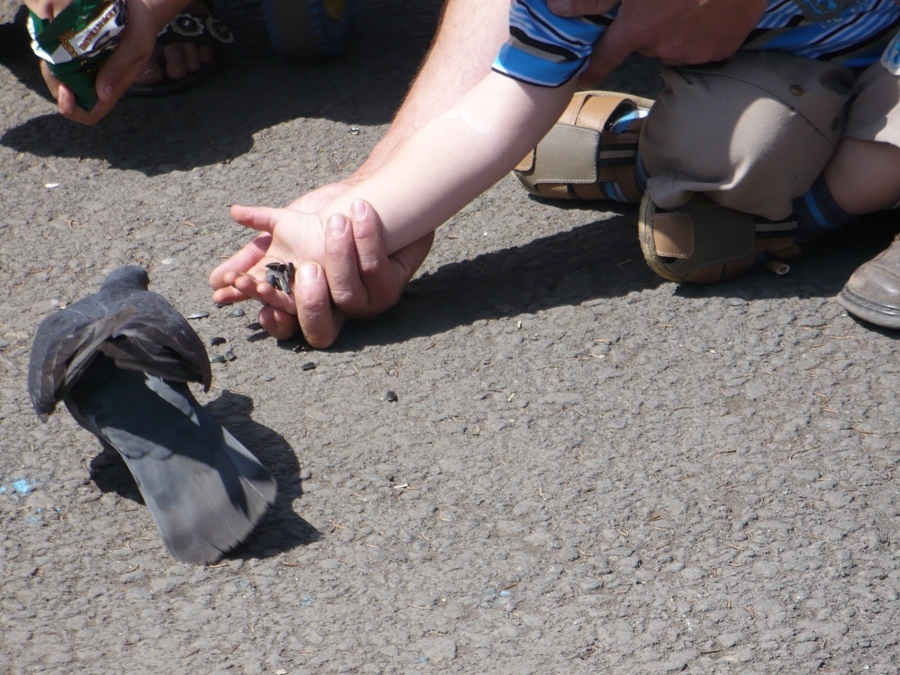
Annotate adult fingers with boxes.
[349,200,432,313]
[296,263,345,349]
[322,213,369,314]
[546,0,620,17]
[577,18,634,88]
[211,284,251,305]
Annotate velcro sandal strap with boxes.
[639,194,802,284]
[514,91,652,202]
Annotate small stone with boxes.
[227,308,245,318]
[301,362,317,371]
[248,322,263,331]
[210,355,226,364]
[187,311,209,320]
[225,350,237,362]
[209,336,226,346]
[384,390,398,402]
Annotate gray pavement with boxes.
[2,1,900,672]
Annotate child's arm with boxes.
[318,72,579,254]
[212,72,578,312]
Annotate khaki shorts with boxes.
[640,48,900,220]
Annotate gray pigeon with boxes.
[27,266,277,564]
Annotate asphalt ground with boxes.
[2,1,900,672]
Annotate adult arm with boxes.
[213,73,579,333]
[289,0,764,344]
[212,0,513,344]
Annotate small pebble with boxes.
[187,311,209,320]
[225,350,237,362]
[210,355,226,364]
[384,390,398,403]
[227,308,245,318]
[248,322,263,331]
[210,336,227,346]
[301,362,317,371]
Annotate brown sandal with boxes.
[638,193,802,284]
[513,91,654,203]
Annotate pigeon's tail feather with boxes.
[119,429,277,565]
[70,364,276,565]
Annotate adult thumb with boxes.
[578,20,634,88]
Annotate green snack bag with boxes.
[28,0,128,111]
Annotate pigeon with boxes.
[27,266,277,564]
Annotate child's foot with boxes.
[129,0,233,95]
[638,193,802,284]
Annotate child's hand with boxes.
[210,204,326,319]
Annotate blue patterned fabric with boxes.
[493,0,900,87]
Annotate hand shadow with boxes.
[89,389,319,560]
[320,204,900,350]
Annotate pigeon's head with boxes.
[102,266,150,292]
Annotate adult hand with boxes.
[547,0,765,86]
[210,199,433,347]
[292,200,434,347]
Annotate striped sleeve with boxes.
[492,0,609,87]
[747,0,900,67]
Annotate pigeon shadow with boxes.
[90,389,320,560]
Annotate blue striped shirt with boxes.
[493,0,900,87]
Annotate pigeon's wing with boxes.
[28,304,135,421]
[66,357,276,564]
[102,290,212,389]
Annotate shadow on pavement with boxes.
[0,0,445,175]
[0,0,661,177]
[327,208,900,349]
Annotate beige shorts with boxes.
[640,49,900,219]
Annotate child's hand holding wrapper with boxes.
[27,0,128,111]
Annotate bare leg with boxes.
[825,138,900,215]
